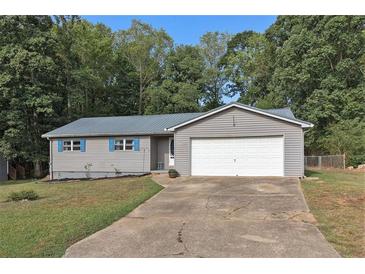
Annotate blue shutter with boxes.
[109,138,115,152]
[57,140,63,152]
[80,139,86,152]
[133,139,140,151]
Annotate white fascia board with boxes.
[166,103,313,131]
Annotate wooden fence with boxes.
[8,164,26,180]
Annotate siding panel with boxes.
[51,136,151,178]
[175,107,304,177]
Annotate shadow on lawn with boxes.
[0,179,39,186]
[305,169,322,177]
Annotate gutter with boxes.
[42,131,174,139]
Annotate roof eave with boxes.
[42,131,174,139]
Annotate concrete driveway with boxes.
[64,176,339,257]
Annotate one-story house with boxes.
[0,156,8,181]
[42,102,313,180]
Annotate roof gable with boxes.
[166,102,313,131]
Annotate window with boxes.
[114,139,124,151]
[63,141,72,151]
[73,141,81,151]
[169,139,174,158]
[125,139,134,151]
[63,140,80,151]
[169,137,175,166]
[114,139,134,151]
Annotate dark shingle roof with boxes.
[42,103,312,138]
[265,108,295,119]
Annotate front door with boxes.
[169,137,175,166]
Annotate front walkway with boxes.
[64,176,339,257]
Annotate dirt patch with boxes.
[337,195,365,207]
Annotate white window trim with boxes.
[114,138,134,151]
[63,140,81,152]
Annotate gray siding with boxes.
[0,157,7,181]
[150,137,158,170]
[174,107,304,177]
[51,136,151,179]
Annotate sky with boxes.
[83,16,277,45]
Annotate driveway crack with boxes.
[223,201,252,220]
[177,222,189,253]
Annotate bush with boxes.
[8,190,39,201]
[168,169,179,178]
[348,155,365,168]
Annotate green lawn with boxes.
[0,176,163,257]
[301,169,365,257]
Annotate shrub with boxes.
[168,169,179,178]
[8,190,39,201]
[348,155,365,168]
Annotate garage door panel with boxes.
[191,137,283,176]
[191,139,235,176]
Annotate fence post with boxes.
[343,153,346,169]
[319,156,322,169]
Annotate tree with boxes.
[69,20,115,117]
[116,20,173,114]
[53,15,81,120]
[222,31,275,106]
[54,18,140,118]
[145,45,204,114]
[256,16,365,153]
[104,51,140,116]
[323,119,365,163]
[0,16,63,177]
[199,32,231,109]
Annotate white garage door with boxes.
[191,136,284,176]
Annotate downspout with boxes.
[48,138,53,181]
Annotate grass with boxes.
[301,169,365,257]
[0,176,163,257]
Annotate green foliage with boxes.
[168,169,179,178]
[116,20,173,114]
[145,45,204,114]
[322,119,365,158]
[8,190,39,201]
[265,16,365,154]
[348,155,365,168]
[0,16,63,175]
[199,32,231,109]
[223,31,275,105]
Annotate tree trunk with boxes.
[139,69,143,115]
[33,160,42,178]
